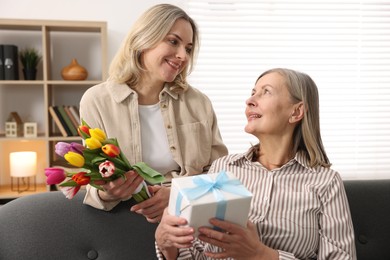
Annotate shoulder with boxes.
[210,152,248,172]
[178,85,214,114]
[183,85,212,102]
[81,81,110,100]
[81,80,131,105]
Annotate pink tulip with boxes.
[45,167,66,185]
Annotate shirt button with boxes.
[161,104,167,109]
[170,146,176,150]
[167,125,172,129]
[264,197,268,201]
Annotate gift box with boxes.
[168,171,253,236]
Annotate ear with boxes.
[289,102,304,123]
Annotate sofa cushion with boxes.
[0,190,158,260]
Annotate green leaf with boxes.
[59,180,78,187]
[132,162,165,184]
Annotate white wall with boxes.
[0,0,186,67]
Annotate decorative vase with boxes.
[23,68,37,80]
[61,58,88,80]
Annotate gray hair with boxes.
[257,68,331,168]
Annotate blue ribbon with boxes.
[175,171,252,223]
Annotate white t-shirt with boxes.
[138,103,179,175]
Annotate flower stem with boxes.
[132,182,150,203]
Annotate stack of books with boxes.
[48,105,81,137]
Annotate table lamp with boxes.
[10,151,37,193]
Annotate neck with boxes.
[132,79,164,105]
[256,137,295,170]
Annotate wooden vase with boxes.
[61,58,88,80]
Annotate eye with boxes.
[169,39,178,45]
[185,47,192,54]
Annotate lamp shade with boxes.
[10,151,37,177]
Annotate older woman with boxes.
[155,68,356,260]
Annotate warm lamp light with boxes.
[10,151,37,192]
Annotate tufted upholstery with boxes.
[0,190,158,260]
[0,180,389,260]
[343,179,390,260]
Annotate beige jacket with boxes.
[80,80,228,210]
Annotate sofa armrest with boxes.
[0,191,158,259]
[344,179,390,260]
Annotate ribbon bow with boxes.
[175,171,252,222]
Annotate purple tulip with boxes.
[69,142,85,154]
[55,142,84,157]
[45,167,66,185]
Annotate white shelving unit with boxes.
[0,19,107,199]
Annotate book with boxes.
[68,105,81,125]
[0,45,4,80]
[53,106,73,136]
[57,105,78,136]
[64,105,79,130]
[48,106,68,137]
[3,45,19,80]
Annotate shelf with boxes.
[0,184,49,200]
[0,19,107,191]
[0,80,45,85]
[0,80,103,85]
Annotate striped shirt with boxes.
[156,146,357,260]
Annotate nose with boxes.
[246,96,256,107]
[176,46,187,61]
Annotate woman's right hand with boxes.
[98,170,144,202]
[155,208,195,260]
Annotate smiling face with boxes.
[141,18,193,87]
[244,72,298,139]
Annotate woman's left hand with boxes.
[198,219,278,260]
[130,185,170,223]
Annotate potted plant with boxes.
[19,47,42,80]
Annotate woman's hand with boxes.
[130,185,170,223]
[98,170,144,202]
[198,219,278,260]
[155,208,195,260]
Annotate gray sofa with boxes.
[0,179,389,260]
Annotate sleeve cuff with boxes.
[83,185,120,211]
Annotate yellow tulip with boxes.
[64,152,85,167]
[89,128,106,143]
[85,137,102,150]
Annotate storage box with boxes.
[168,171,252,236]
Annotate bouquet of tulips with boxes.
[45,120,165,201]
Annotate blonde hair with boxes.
[257,68,331,168]
[109,4,199,92]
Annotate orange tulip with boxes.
[102,144,120,157]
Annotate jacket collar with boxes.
[107,80,179,103]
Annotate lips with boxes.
[247,112,262,120]
[166,59,181,70]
